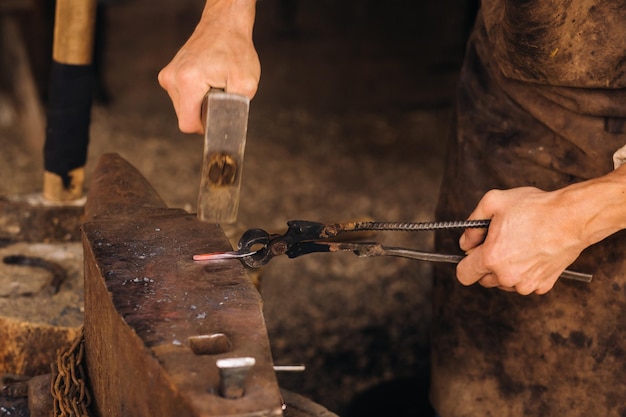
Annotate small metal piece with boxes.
[216,357,256,399]
[558,269,594,283]
[188,333,232,355]
[193,227,270,261]
[192,250,256,261]
[273,365,306,373]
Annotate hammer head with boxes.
[197,90,250,224]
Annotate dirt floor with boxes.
[1,0,475,415]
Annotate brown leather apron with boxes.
[430,1,626,416]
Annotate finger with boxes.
[172,85,206,134]
[478,273,499,288]
[460,190,503,251]
[158,62,207,134]
[512,281,537,296]
[157,67,179,110]
[459,227,488,252]
[534,275,559,295]
[224,53,261,99]
[456,248,490,286]
[157,65,172,91]
[226,73,259,99]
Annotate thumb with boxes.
[459,227,488,252]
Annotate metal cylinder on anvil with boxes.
[43,0,97,202]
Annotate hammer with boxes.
[197,90,250,224]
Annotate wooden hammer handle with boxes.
[53,0,97,65]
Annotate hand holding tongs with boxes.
[193,220,593,283]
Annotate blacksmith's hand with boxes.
[456,186,589,295]
[158,0,260,134]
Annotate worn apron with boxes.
[430,1,626,416]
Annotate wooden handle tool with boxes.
[43,0,97,202]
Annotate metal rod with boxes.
[348,219,491,232]
[273,365,306,373]
[216,357,255,399]
[372,246,593,283]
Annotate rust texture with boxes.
[0,318,81,376]
[0,197,84,243]
[82,153,283,417]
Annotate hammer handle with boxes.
[53,0,97,65]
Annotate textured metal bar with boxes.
[349,219,491,232]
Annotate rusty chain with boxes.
[51,327,92,417]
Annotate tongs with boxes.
[193,220,593,283]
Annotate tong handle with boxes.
[349,244,593,283]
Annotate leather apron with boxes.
[430,1,626,416]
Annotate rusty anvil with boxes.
[81,153,283,417]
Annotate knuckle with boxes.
[515,284,535,296]
[536,275,558,295]
[229,75,259,99]
[495,271,519,289]
[481,189,503,208]
[242,78,260,96]
[157,68,171,88]
[481,251,500,272]
[176,66,203,87]
[479,274,497,288]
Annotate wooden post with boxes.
[52,0,97,66]
[43,0,97,202]
[0,13,46,152]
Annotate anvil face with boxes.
[82,153,283,417]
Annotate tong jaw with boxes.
[238,221,330,268]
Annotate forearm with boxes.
[557,164,626,247]
[199,0,257,38]
[457,164,626,294]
